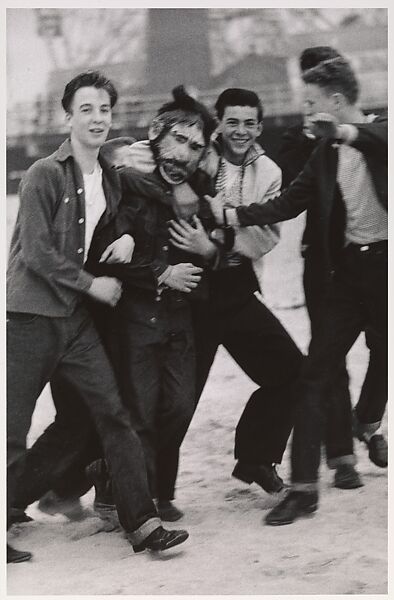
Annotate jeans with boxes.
[113,296,196,500]
[291,243,388,484]
[7,303,160,543]
[13,375,101,508]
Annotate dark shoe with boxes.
[9,508,34,525]
[157,500,184,522]
[367,434,388,468]
[334,464,364,489]
[38,490,87,521]
[265,490,318,526]
[7,544,32,564]
[132,526,189,553]
[232,461,285,494]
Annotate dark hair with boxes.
[61,70,118,112]
[215,88,263,122]
[302,57,359,105]
[299,46,343,73]
[157,85,217,144]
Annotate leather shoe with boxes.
[334,464,363,489]
[7,544,32,563]
[132,526,189,553]
[265,490,318,526]
[232,461,285,493]
[157,500,184,522]
[366,434,387,468]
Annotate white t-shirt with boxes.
[82,162,107,262]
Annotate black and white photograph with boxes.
[5,5,388,595]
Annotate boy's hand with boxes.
[100,234,135,264]
[87,276,123,306]
[169,216,216,259]
[310,113,340,139]
[161,263,203,293]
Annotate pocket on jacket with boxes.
[7,311,40,324]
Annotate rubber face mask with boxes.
[155,122,206,185]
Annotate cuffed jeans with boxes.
[291,243,387,484]
[7,303,160,543]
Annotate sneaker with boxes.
[132,526,189,553]
[334,464,363,489]
[7,544,32,564]
[232,461,285,494]
[265,490,318,526]
[157,500,184,522]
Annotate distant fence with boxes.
[7,72,387,139]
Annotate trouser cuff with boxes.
[127,517,161,545]
[327,454,356,469]
[357,420,381,437]
[291,482,319,492]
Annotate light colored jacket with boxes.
[202,140,281,266]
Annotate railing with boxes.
[7,72,387,140]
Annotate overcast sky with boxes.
[7,9,52,107]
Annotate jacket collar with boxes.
[53,137,114,172]
[53,138,74,162]
[209,134,265,168]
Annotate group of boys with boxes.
[7,47,387,563]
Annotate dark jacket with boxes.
[276,124,318,250]
[88,167,215,312]
[7,139,122,317]
[237,117,387,270]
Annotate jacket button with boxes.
[64,197,70,203]
[77,188,83,195]
[150,317,157,323]
[77,248,84,254]
[163,245,168,251]
[78,218,84,224]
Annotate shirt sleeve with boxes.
[236,157,316,227]
[17,160,94,294]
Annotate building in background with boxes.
[6,7,388,193]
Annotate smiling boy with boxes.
[6,71,189,562]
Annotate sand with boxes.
[6,199,388,596]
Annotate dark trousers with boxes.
[113,297,196,500]
[193,286,303,465]
[303,252,354,463]
[7,304,159,538]
[304,248,386,462]
[13,375,101,509]
[291,243,388,483]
